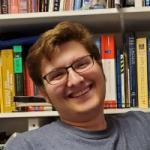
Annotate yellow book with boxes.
[0,55,3,112]
[1,49,15,112]
[136,37,148,108]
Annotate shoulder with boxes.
[4,120,64,150]
[108,111,150,131]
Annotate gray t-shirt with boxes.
[4,111,150,150]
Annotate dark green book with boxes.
[13,45,24,96]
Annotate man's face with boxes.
[40,41,106,122]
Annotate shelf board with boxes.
[0,8,121,34]
[120,7,150,32]
[0,111,59,118]
[0,108,150,118]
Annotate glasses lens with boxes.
[73,55,94,73]
[46,69,67,84]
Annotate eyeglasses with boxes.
[42,55,94,85]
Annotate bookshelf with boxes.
[1,5,150,143]
[0,108,150,118]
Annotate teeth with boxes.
[71,87,90,98]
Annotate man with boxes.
[4,21,150,150]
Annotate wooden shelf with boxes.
[0,8,121,35]
[0,108,149,118]
[0,7,150,35]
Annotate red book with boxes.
[24,62,34,96]
[101,34,117,108]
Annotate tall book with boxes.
[0,55,3,112]
[125,33,137,107]
[100,34,117,108]
[8,0,19,14]
[120,52,126,108]
[136,37,148,108]
[116,48,122,108]
[123,49,130,108]
[147,37,150,106]
[1,0,8,14]
[24,61,34,96]
[1,49,15,112]
[13,45,24,96]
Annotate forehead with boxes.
[41,41,90,74]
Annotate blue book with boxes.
[126,33,137,107]
[0,36,38,49]
[147,38,150,106]
[73,0,82,10]
[116,48,122,108]
[145,0,150,6]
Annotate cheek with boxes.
[46,84,65,100]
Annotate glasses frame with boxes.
[42,55,94,85]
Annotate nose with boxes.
[67,68,84,87]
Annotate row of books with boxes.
[1,0,150,15]
[99,33,150,109]
[0,36,54,112]
[1,32,150,112]
[0,0,49,14]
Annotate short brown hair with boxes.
[26,21,101,86]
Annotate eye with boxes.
[47,69,66,81]
[74,58,91,70]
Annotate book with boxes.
[136,37,148,108]
[134,0,143,7]
[147,37,150,106]
[8,0,19,14]
[0,56,3,112]
[120,52,126,108]
[116,48,122,108]
[18,0,28,13]
[13,45,24,96]
[24,62,34,96]
[14,96,46,103]
[125,33,137,107]
[123,49,130,108]
[53,0,60,11]
[73,0,82,10]
[1,0,8,14]
[1,49,15,112]
[0,36,38,49]
[100,34,117,108]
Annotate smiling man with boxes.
[4,21,150,150]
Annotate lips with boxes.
[67,84,92,98]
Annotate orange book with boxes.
[1,49,15,112]
[24,62,34,96]
[101,34,117,108]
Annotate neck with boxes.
[60,112,107,131]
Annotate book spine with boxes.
[53,0,60,11]
[101,34,117,108]
[136,37,149,108]
[73,0,82,10]
[147,38,150,106]
[127,33,137,107]
[120,53,126,108]
[44,0,49,12]
[9,0,19,14]
[24,62,34,96]
[1,49,15,112]
[18,0,28,13]
[116,48,122,108]
[0,56,4,112]
[1,0,8,14]
[13,45,24,96]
